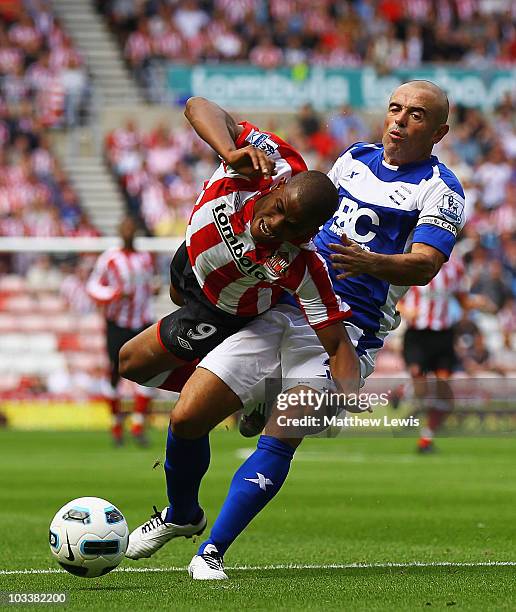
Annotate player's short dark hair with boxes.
[288,170,339,226]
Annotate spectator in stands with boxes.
[297,103,320,139]
[173,0,209,40]
[328,104,368,150]
[0,109,95,243]
[249,34,283,68]
[470,259,513,311]
[0,3,88,128]
[455,321,506,377]
[26,254,62,293]
[60,261,96,315]
[475,145,512,210]
[60,55,88,127]
[124,17,152,77]
[499,297,516,349]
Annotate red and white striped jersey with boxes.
[402,257,467,331]
[186,122,351,330]
[87,248,155,330]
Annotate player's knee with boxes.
[118,341,143,383]
[170,409,208,439]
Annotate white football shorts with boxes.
[198,304,376,408]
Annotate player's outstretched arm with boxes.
[184,96,275,178]
[315,322,360,398]
[330,237,446,286]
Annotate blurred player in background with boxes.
[87,216,160,446]
[400,255,494,453]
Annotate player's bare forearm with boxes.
[184,96,241,158]
[184,96,275,178]
[330,237,446,286]
[316,322,360,396]
[363,250,443,285]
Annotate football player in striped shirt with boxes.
[87,216,160,445]
[123,98,361,560]
[399,255,494,452]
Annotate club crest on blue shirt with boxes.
[264,252,289,277]
[439,194,464,225]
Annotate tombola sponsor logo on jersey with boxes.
[212,202,267,280]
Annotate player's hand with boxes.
[329,234,376,280]
[225,146,276,179]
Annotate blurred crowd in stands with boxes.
[0,0,90,127]
[0,111,99,260]
[98,0,516,96]
[105,119,211,236]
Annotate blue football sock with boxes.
[164,426,210,525]
[198,435,295,556]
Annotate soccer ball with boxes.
[49,497,129,578]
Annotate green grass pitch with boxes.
[0,429,515,610]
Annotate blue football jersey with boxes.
[313,142,466,357]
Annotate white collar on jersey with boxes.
[381,159,400,170]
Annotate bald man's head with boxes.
[382,80,450,166]
[401,80,449,125]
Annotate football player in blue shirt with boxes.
[126,81,466,579]
[239,79,466,435]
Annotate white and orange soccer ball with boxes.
[49,497,129,578]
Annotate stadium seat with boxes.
[48,313,79,333]
[0,314,18,333]
[36,295,67,314]
[77,333,105,351]
[16,315,49,333]
[0,353,65,375]
[0,275,27,294]
[57,333,81,351]
[65,351,109,373]
[0,373,21,392]
[78,313,105,333]
[0,333,56,353]
[4,295,37,313]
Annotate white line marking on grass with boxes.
[2,561,515,576]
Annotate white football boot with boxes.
[188,544,228,580]
[126,505,207,560]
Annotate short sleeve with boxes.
[413,168,466,259]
